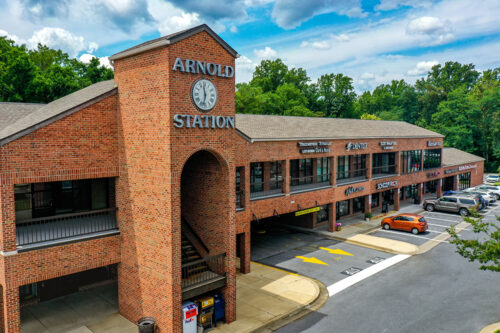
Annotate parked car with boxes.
[444,190,487,209]
[475,185,500,200]
[423,195,479,216]
[381,213,428,234]
[464,189,496,204]
[486,174,499,184]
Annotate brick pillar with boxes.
[365,195,371,215]
[263,162,271,191]
[239,231,251,274]
[283,159,290,194]
[0,184,17,254]
[453,175,459,191]
[395,151,401,175]
[312,158,318,184]
[2,287,20,333]
[437,179,443,197]
[366,154,372,179]
[394,188,400,211]
[328,203,336,232]
[330,156,336,186]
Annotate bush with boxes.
[364,212,373,219]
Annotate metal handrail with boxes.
[372,165,397,174]
[336,168,367,180]
[290,174,330,185]
[182,217,210,255]
[250,179,283,193]
[16,208,116,225]
[181,253,226,269]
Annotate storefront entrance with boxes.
[443,176,455,191]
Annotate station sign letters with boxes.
[346,142,367,151]
[173,114,235,129]
[427,171,440,178]
[376,180,398,190]
[458,164,477,171]
[427,141,442,147]
[444,168,458,174]
[379,141,397,150]
[173,58,234,78]
[298,142,331,154]
[345,186,365,196]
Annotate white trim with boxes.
[0,250,18,257]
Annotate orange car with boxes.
[381,213,428,234]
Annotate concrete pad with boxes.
[479,322,500,333]
[65,327,93,333]
[86,313,136,333]
[346,234,419,255]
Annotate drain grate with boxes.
[367,257,386,264]
[342,267,362,276]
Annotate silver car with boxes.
[475,185,500,200]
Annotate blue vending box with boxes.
[213,294,225,327]
[182,302,198,333]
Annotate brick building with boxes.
[0,25,484,332]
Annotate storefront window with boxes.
[337,155,367,180]
[459,172,471,190]
[372,153,396,176]
[424,149,442,170]
[290,159,313,186]
[317,157,330,183]
[236,167,243,208]
[405,184,418,199]
[250,162,263,192]
[336,200,350,218]
[352,197,365,213]
[269,161,282,190]
[371,193,379,208]
[425,180,437,193]
[401,150,422,174]
[317,205,329,223]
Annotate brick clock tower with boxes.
[110,25,238,332]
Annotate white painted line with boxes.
[328,254,410,297]
[423,211,461,218]
[424,217,462,223]
[424,229,445,234]
[426,223,452,228]
[377,229,450,243]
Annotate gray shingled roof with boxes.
[442,147,484,166]
[0,80,117,146]
[235,114,444,141]
[109,24,238,61]
[0,103,45,131]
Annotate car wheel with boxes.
[459,208,469,216]
[411,228,419,235]
[383,223,390,230]
[426,204,435,212]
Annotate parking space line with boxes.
[426,223,452,228]
[424,217,462,223]
[423,212,462,218]
[327,254,411,297]
[424,229,445,234]
[377,229,449,243]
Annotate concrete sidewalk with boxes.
[214,262,327,333]
[284,203,425,255]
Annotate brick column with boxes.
[328,203,336,232]
[283,159,290,194]
[239,231,251,274]
[394,188,400,211]
[312,158,318,184]
[2,287,20,333]
[437,178,443,197]
[366,154,372,179]
[395,151,401,175]
[0,184,18,253]
[453,175,459,191]
[365,195,371,215]
[243,165,250,207]
[263,162,271,191]
[330,156,336,186]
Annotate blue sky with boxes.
[1,0,499,92]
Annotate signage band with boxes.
[295,207,320,216]
[427,141,442,147]
[173,114,234,129]
[173,58,234,78]
[345,186,365,196]
[346,142,367,151]
[376,180,398,190]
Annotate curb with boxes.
[252,277,329,333]
[344,237,418,255]
[479,322,500,333]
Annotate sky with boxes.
[1,0,499,92]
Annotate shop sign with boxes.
[376,180,398,190]
[379,141,397,150]
[346,142,367,151]
[427,141,442,147]
[427,171,440,178]
[172,58,234,78]
[444,168,458,174]
[345,186,365,196]
[298,142,331,154]
[173,115,235,129]
[458,164,477,171]
[295,206,320,216]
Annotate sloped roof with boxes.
[235,114,444,141]
[109,24,238,61]
[442,147,484,167]
[0,80,117,146]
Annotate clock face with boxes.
[192,79,218,111]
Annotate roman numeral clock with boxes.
[192,79,218,111]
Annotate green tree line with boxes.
[237,59,500,172]
[0,36,113,103]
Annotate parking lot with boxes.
[251,223,392,288]
[370,202,500,247]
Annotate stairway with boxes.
[181,233,209,278]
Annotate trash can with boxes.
[213,294,225,327]
[137,317,155,333]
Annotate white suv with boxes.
[475,185,500,200]
[486,174,499,184]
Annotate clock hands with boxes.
[203,84,207,104]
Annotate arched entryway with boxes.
[180,150,231,304]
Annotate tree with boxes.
[312,73,357,118]
[448,213,500,272]
[360,113,381,120]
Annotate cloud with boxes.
[0,29,24,44]
[272,0,366,29]
[300,40,330,50]
[254,46,278,58]
[407,60,438,76]
[230,25,238,33]
[333,33,350,42]
[168,0,248,22]
[236,55,256,83]
[79,53,112,68]
[28,27,98,57]
[375,0,433,11]
[406,16,454,45]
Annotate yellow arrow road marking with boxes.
[295,256,328,265]
[320,247,354,256]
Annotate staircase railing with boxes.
[181,217,210,256]
[181,253,226,289]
